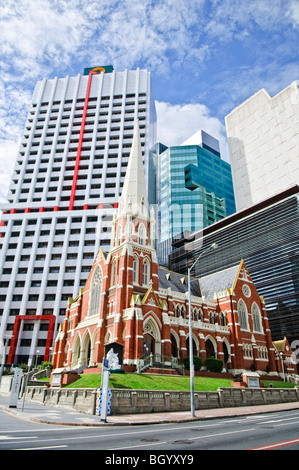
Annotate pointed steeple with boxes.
[118,120,148,218]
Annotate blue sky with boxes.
[0,0,298,202]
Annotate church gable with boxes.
[233,260,254,289]
[77,253,107,323]
[232,260,260,303]
[141,285,162,309]
[84,248,106,292]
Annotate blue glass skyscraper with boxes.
[156,131,236,265]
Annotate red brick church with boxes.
[52,122,296,378]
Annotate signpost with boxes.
[98,357,111,422]
[96,388,112,417]
[22,358,32,411]
[9,367,23,408]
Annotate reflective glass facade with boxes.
[159,145,236,240]
[170,186,299,344]
[156,141,235,264]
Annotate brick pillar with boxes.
[261,299,276,372]
[179,330,187,360]
[216,336,224,367]
[123,311,135,362]
[162,320,171,364]
[199,333,207,364]
[135,310,144,361]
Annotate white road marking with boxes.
[14,445,68,450]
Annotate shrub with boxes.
[42,361,53,370]
[205,357,223,373]
[183,356,202,371]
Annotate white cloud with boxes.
[287,0,299,27]
[0,0,93,77]
[156,101,230,162]
[207,0,294,36]
[0,138,19,204]
[0,0,297,205]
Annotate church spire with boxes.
[117,120,148,218]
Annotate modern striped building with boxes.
[0,66,157,365]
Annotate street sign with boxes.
[9,367,22,408]
[102,358,109,370]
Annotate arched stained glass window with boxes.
[142,258,150,286]
[138,223,145,245]
[89,266,102,316]
[110,258,116,287]
[252,302,262,332]
[117,225,122,246]
[133,255,139,284]
[238,299,249,330]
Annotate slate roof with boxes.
[158,266,201,297]
[199,264,240,300]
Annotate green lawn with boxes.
[261,380,296,389]
[42,372,296,391]
[65,373,233,391]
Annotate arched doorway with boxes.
[187,338,198,357]
[171,334,178,358]
[143,334,155,357]
[81,331,92,367]
[87,339,91,365]
[223,341,230,370]
[205,339,216,358]
[71,334,81,368]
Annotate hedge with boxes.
[205,357,223,372]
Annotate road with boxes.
[1,408,299,452]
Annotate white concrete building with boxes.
[225,81,299,211]
[0,66,156,365]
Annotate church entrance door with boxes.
[143,333,155,358]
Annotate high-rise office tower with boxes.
[170,185,299,349]
[0,66,156,365]
[156,130,236,265]
[226,81,299,211]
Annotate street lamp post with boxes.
[188,243,218,417]
[280,352,285,381]
[35,350,40,369]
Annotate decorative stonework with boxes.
[242,284,251,297]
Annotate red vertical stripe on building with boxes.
[44,316,56,363]
[7,315,56,365]
[68,70,97,211]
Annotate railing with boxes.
[136,354,185,375]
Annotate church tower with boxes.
[105,120,159,364]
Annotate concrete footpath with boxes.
[1,394,299,427]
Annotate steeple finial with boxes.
[118,120,148,218]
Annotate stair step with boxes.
[141,366,181,376]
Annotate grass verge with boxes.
[41,373,296,391]
[65,373,233,391]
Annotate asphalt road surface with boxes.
[1,408,299,453]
